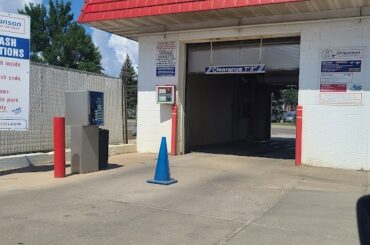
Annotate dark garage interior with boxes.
[185,38,299,159]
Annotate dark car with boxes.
[271,114,283,123]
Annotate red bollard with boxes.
[54,117,65,178]
[295,106,303,166]
[171,103,178,156]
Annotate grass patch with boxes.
[272,122,296,127]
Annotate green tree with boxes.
[282,88,298,109]
[19,3,48,62]
[271,90,284,122]
[19,0,102,73]
[120,55,138,119]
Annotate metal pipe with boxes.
[295,105,303,166]
[210,41,213,65]
[53,117,66,178]
[171,103,178,156]
[259,38,263,64]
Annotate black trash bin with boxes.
[99,129,109,170]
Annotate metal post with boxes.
[258,38,263,64]
[53,117,65,178]
[171,103,178,156]
[295,106,303,166]
[210,41,213,65]
[122,79,128,144]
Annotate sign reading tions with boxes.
[0,35,30,59]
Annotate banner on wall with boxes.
[156,41,177,77]
[321,48,364,61]
[319,47,365,105]
[320,93,362,105]
[320,73,353,84]
[320,84,347,93]
[0,12,30,131]
[321,60,362,73]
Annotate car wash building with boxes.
[79,0,370,170]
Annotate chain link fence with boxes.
[0,63,126,156]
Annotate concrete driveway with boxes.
[0,153,367,245]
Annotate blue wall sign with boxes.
[205,64,266,74]
[89,91,104,126]
[156,67,176,76]
[0,35,30,60]
[321,60,362,73]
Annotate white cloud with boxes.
[91,27,138,77]
[108,34,138,67]
[0,0,42,13]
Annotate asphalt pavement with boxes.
[0,151,367,245]
[271,125,296,138]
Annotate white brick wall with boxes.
[300,19,370,170]
[137,18,370,170]
[137,38,179,153]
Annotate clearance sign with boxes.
[0,12,30,131]
[205,64,266,74]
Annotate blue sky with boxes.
[0,0,138,77]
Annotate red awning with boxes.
[78,0,303,23]
[78,0,370,39]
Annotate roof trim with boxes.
[78,0,304,23]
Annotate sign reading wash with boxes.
[205,64,266,74]
[0,12,30,131]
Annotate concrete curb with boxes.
[0,144,137,172]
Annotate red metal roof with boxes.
[78,0,303,23]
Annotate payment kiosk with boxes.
[65,91,107,174]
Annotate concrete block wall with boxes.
[136,18,370,170]
[137,37,180,153]
[300,19,370,170]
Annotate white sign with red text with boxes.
[0,12,30,130]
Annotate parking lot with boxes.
[0,152,367,244]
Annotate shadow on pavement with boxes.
[102,163,124,171]
[0,163,123,177]
[191,137,295,160]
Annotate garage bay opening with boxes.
[185,37,300,159]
